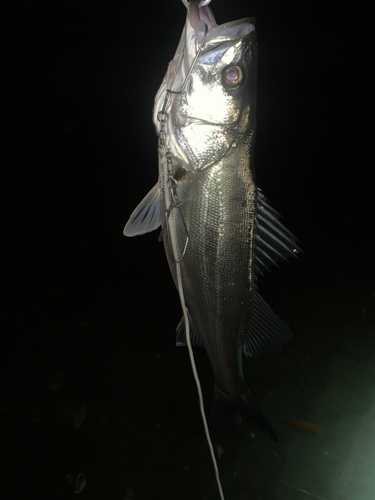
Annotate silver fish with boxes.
[124,0,300,441]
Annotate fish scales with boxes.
[124,0,301,440]
[164,141,257,397]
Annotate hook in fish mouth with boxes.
[182,0,215,21]
[187,0,217,31]
[184,0,218,53]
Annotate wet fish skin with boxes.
[124,1,300,441]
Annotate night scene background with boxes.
[1,0,374,499]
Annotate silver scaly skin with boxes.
[124,0,300,440]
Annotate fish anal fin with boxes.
[176,315,205,348]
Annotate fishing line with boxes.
[158,5,225,495]
[160,140,225,499]
[159,99,226,500]
[174,260,226,500]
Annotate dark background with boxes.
[1,1,374,499]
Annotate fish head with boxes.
[153,0,257,171]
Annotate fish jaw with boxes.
[184,0,217,69]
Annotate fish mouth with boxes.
[186,0,217,34]
[183,0,217,68]
[184,1,255,64]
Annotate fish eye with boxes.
[222,65,243,89]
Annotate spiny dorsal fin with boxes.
[255,188,301,276]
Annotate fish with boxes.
[124,0,300,441]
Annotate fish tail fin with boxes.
[210,383,278,442]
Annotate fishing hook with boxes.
[167,23,208,96]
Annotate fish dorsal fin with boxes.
[123,183,162,237]
[176,314,205,348]
[243,289,293,357]
[255,188,301,276]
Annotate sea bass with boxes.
[124,0,300,441]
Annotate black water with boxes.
[1,1,374,499]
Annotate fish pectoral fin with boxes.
[243,290,293,357]
[176,314,205,348]
[123,183,162,237]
